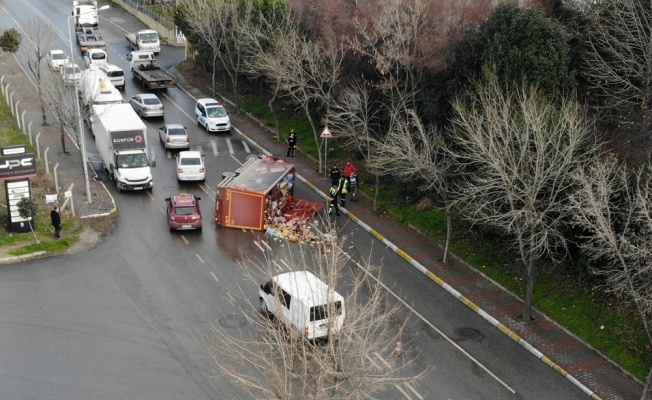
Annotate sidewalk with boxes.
[170,67,643,400]
[0,53,115,219]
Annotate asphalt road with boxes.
[0,0,593,399]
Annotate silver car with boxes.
[130,93,164,118]
[159,124,189,150]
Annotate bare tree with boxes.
[370,107,456,264]
[447,69,600,322]
[579,0,652,121]
[204,237,423,399]
[254,5,345,172]
[41,66,77,154]
[179,0,258,113]
[18,19,55,126]
[568,156,652,400]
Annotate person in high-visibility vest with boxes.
[338,176,349,208]
[328,184,340,216]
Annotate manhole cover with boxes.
[454,327,484,342]
[219,315,247,329]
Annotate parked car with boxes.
[165,193,202,231]
[176,151,205,182]
[47,49,69,71]
[195,98,230,133]
[100,64,125,90]
[83,48,108,68]
[60,62,82,86]
[158,124,189,150]
[130,93,164,118]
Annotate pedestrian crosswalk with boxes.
[202,138,251,157]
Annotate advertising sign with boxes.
[5,179,32,233]
[0,153,37,180]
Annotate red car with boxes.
[165,193,202,231]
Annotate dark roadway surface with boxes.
[0,0,643,399]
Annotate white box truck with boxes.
[91,103,155,192]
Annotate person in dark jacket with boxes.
[50,205,61,238]
[286,130,297,157]
[330,165,341,186]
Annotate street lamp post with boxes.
[67,5,110,204]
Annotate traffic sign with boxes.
[320,126,333,138]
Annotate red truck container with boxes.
[215,155,322,231]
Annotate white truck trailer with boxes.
[73,0,99,28]
[91,103,155,192]
[79,66,123,126]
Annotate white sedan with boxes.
[47,50,68,71]
[176,151,205,182]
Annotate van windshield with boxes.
[117,153,148,168]
[310,301,342,322]
[206,106,226,118]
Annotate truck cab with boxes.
[127,30,160,54]
[127,50,155,71]
[73,0,99,27]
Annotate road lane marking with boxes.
[242,140,251,153]
[404,382,424,400]
[226,138,234,154]
[181,235,189,244]
[196,254,205,263]
[211,139,218,156]
[210,271,219,282]
[339,247,516,394]
[262,240,272,251]
[254,240,265,253]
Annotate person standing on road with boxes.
[287,130,297,157]
[348,173,358,202]
[344,161,357,177]
[50,205,61,238]
[338,176,349,208]
[328,184,340,216]
[330,165,341,186]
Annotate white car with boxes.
[176,151,205,182]
[60,62,82,86]
[100,64,125,90]
[195,98,230,133]
[130,93,164,118]
[47,50,69,71]
[84,48,108,68]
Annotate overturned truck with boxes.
[215,155,323,232]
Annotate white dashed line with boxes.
[196,254,204,263]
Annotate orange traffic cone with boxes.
[392,335,404,358]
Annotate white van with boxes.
[84,48,108,68]
[259,271,345,340]
[195,98,231,133]
[100,64,125,90]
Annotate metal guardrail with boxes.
[121,0,174,30]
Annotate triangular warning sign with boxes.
[320,126,333,138]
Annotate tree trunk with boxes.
[642,365,652,400]
[60,125,67,154]
[211,53,218,98]
[268,85,280,142]
[523,234,536,322]
[373,175,380,211]
[304,107,322,172]
[443,211,451,264]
